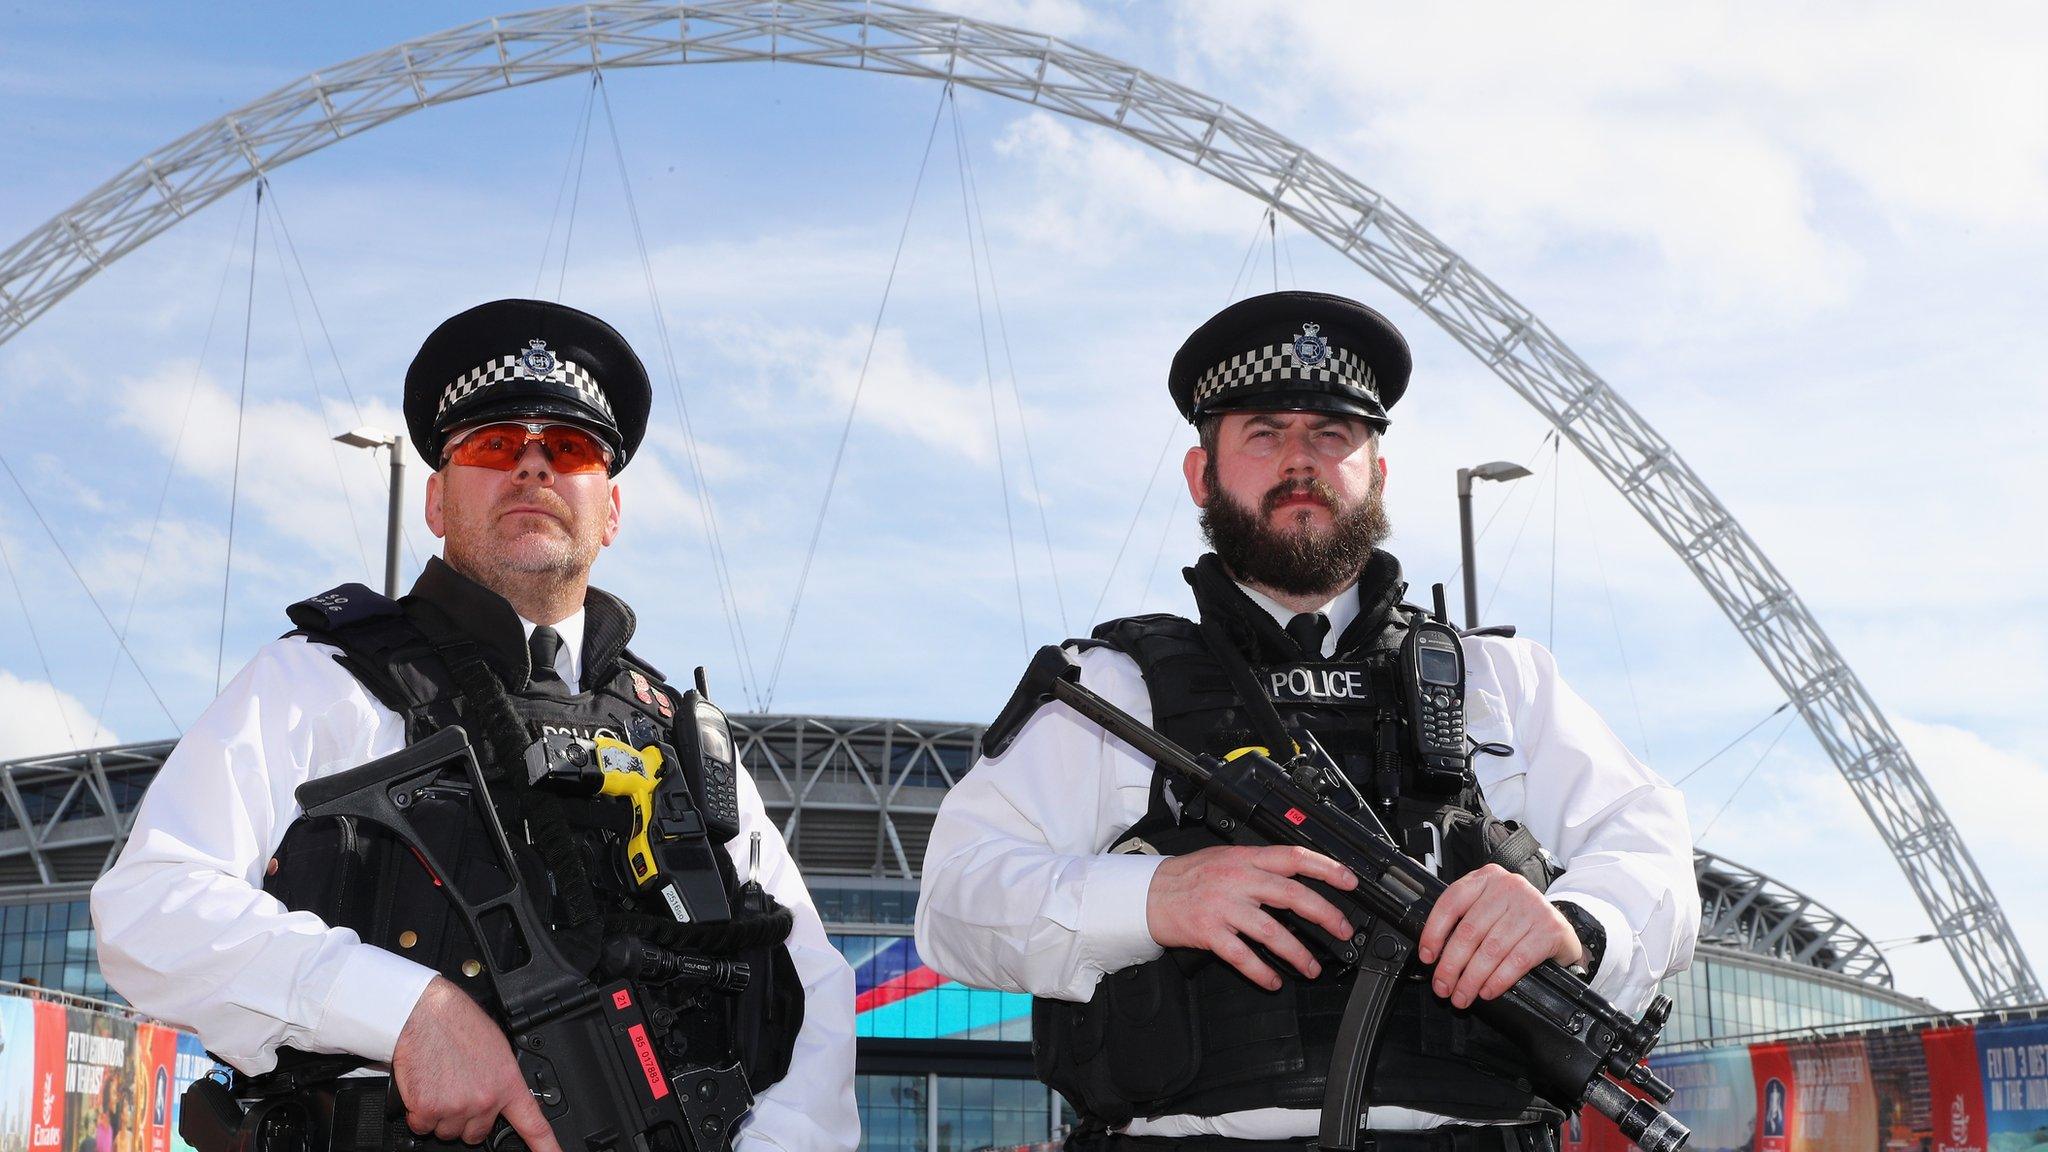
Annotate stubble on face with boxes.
[1198,453,1391,598]
[437,471,611,592]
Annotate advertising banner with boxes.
[167,1033,212,1152]
[1866,1030,1933,1152]
[64,1005,135,1152]
[1976,1017,2048,1152]
[132,1026,177,1152]
[1924,1025,1988,1152]
[1786,1036,1878,1152]
[1753,1042,1798,1152]
[0,997,36,1152]
[1656,1045,1757,1152]
[28,1002,66,1152]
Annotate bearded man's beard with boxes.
[1199,463,1391,597]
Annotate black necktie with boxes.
[529,625,569,692]
[1286,612,1330,659]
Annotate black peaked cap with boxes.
[1169,290,1410,428]
[404,298,651,474]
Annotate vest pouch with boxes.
[269,785,530,1018]
[1427,807,1556,893]
[1103,954,1202,1102]
[1033,990,1115,1120]
[1370,983,1542,1121]
[265,815,377,943]
[376,784,532,1010]
[1033,952,1203,1125]
[734,942,804,1090]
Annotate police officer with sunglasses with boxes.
[93,299,859,1152]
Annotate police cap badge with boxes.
[404,298,652,474]
[1168,290,1410,430]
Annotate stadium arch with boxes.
[0,0,2032,1006]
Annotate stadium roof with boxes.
[0,715,1893,987]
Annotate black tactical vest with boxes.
[1032,552,1560,1128]
[262,558,800,1090]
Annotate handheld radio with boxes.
[1399,617,1470,791]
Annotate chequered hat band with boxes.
[1192,342,1378,411]
[436,353,613,425]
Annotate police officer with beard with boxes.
[916,291,1696,1152]
[93,299,857,1152]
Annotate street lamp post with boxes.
[334,427,405,598]
[1457,461,1533,630]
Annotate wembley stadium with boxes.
[0,713,1943,1150]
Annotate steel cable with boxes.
[949,92,1071,635]
[215,180,264,695]
[594,75,764,708]
[763,83,953,708]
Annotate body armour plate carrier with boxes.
[1031,565,1561,1129]
[261,576,801,1092]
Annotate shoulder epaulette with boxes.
[286,583,403,634]
[1089,612,1197,644]
[1460,624,1517,639]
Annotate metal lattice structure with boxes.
[0,0,2032,1006]
[0,724,1908,993]
[1694,848,1892,987]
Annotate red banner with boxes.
[1752,1042,1797,1152]
[29,1000,68,1152]
[136,1023,179,1152]
[1921,1025,1987,1152]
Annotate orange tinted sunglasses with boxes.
[443,422,612,474]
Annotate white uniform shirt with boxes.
[915,583,1697,1140]
[92,614,859,1152]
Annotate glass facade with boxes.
[0,896,113,1000]
[855,1074,1067,1152]
[1660,948,1925,1045]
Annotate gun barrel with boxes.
[1585,1076,1691,1152]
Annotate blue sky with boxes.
[2,1,2045,1010]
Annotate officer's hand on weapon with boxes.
[1145,844,1358,991]
[1416,863,1583,1009]
[393,977,565,1152]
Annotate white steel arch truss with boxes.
[0,0,2032,1007]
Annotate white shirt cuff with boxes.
[317,945,441,1064]
[1078,852,1168,974]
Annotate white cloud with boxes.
[936,0,1104,40]
[0,671,118,761]
[991,116,1257,262]
[685,317,1002,464]
[1167,1,2048,314]
[110,364,407,571]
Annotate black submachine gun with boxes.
[984,646,1689,1152]
[181,726,751,1152]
